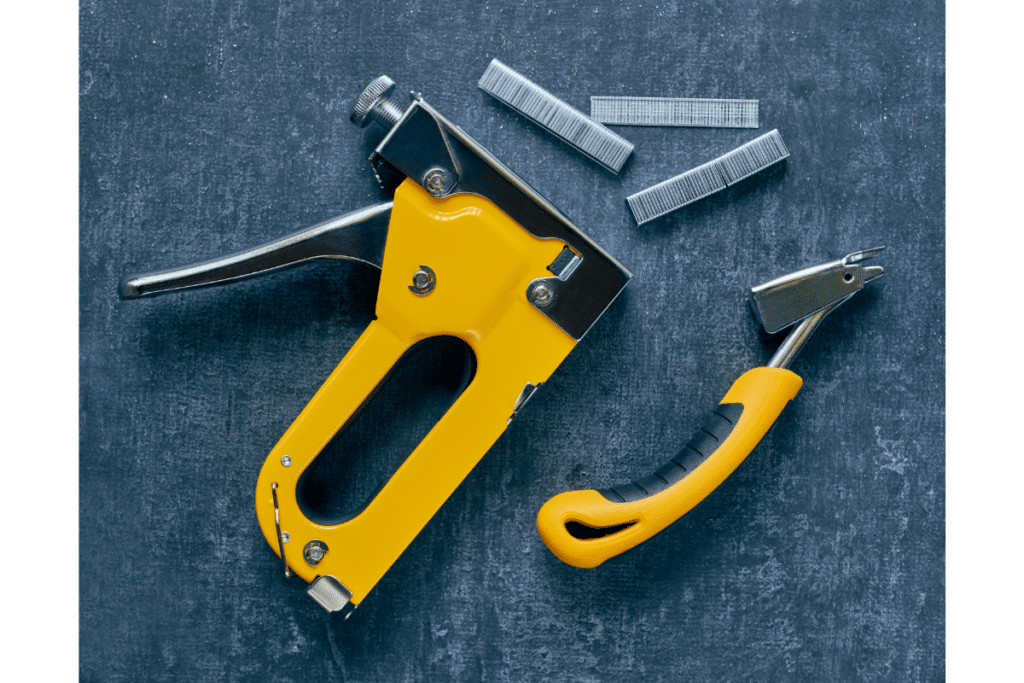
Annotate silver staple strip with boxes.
[590,96,759,128]
[627,160,726,226]
[626,129,789,225]
[478,59,634,173]
[716,129,789,184]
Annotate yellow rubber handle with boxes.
[254,180,578,604]
[536,367,803,568]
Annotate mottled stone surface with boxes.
[81,1,944,680]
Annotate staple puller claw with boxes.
[537,248,885,569]
[122,75,632,615]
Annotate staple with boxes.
[626,129,789,225]
[478,59,634,173]
[590,96,759,128]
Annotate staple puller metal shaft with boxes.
[536,248,884,568]
[122,75,632,615]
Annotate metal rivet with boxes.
[413,271,431,290]
[280,455,292,467]
[409,265,436,295]
[304,540,329,566]
[529,282,554,307]
[281,531,291,543]
[423,169,447,197]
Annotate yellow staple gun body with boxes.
[122,76,632,616]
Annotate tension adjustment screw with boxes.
[350,75,404,130]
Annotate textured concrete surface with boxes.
[81,1,944,680]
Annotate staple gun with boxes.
[122,76,632,615]
[537,248,884,568]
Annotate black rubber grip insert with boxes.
[598,403,744,503]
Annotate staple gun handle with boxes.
[251,180,585,606]
[536,367,803,568]
[120,203,392,298]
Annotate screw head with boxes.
[281,531,291,543]
[280,455,292,467]
[413,270,432,290]
[409,265,436,295]
[303,540,328,566]
[529,281,555,307]
[423,169,447,197]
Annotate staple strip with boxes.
[717,129,789,184]
[626,129,789,225]
[590,96,759,128]
[626,160,726,226]
[478,59,634,173]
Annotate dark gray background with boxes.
[80,1,944,680]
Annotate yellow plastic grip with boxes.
[253,179,578,604]
[536,366,803,568]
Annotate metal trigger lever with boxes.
[271,482,293,579]
[120,202,393,299]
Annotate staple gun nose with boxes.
[538,248,884,568]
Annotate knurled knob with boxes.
[350,75,404,130]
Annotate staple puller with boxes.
[536,248,884,569]
[122,75,632,615]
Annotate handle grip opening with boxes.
[295,335,476,526]
[564,520,637,540]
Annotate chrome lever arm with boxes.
[121,202,392,298]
